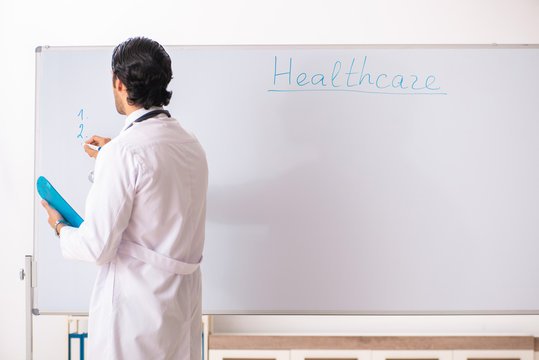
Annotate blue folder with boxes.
[37,176,84,227]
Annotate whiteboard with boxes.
[34,45,539,314]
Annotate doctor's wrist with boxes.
[54,220,69,236]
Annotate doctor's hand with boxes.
[41,200,66,235]
[84,136,111,159]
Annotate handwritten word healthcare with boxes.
[270,56,445,94]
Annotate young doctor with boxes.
[41,37,208,360]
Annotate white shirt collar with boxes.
[122,106,164,132]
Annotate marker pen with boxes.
[83,143,101,151]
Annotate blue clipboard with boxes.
[37,176,84,227]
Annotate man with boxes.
[42,37,208,360]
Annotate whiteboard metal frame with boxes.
[35,44,539,50]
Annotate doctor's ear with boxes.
[112,74,126,91]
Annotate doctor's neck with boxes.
[116,95,143,117]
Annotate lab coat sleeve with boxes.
[59,141,138,265]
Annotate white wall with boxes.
[2,1,539,359]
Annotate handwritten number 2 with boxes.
[77,124,84,139]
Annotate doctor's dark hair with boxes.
[111,37,173,109]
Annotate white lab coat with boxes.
[59,108,208,360]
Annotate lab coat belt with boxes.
[118,240,202,275]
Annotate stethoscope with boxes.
[124,109,171,130]
[88,110,171,183]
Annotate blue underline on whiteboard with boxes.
[267,89,448,95]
